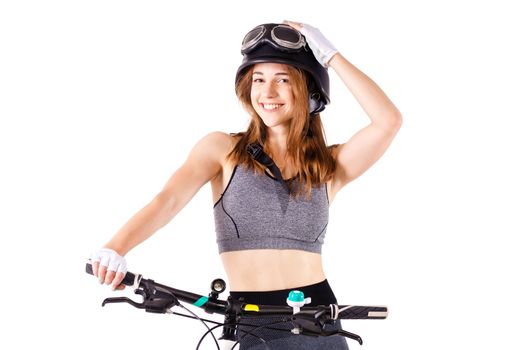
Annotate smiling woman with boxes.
[88,21,401,350]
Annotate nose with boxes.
[261,81,278,98]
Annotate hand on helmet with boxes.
[91,248,127,290]
[283,21,338,68]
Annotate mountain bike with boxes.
[85,262,387,349]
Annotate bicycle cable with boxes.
[230,318,293,350]
[195,322,267,350]
[166,303,296,349]
[169,303,220,350]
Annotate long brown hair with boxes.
[228,64,337,197]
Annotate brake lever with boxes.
[336,329,363,345]
[100,287,157,310]
[291,309,364,345]
[102,296,145,309]
[101,282,180,314]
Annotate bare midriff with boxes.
[220,249,326,292]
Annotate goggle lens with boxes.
[242,25,265,49]
[272,25,301,43]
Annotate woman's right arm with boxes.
[92,131,234,288]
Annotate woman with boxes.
[90,21,402,349]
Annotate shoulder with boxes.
[195,131,235,150]
[199,131,235,143]
[189,131,238,164]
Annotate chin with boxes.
[257,112,292,127]
[259,116,282,127]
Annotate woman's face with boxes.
[250,63,295,129]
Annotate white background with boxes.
[1,0,524,349]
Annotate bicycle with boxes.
[85,262,388,349]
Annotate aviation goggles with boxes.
[241,24,307,54]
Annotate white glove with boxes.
[91,248,127,274]
[285,21,338,68]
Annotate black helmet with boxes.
[235,23,330,116]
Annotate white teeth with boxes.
[262,104,282,110]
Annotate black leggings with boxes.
[228,280,349,350]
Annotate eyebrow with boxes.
[252,71,289,76]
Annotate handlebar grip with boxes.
[337,305,388,319]
[85,262,137,286]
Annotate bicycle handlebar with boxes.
[86,262,387,346]
[85,263,387,319]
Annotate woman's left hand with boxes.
[283,20,338,68]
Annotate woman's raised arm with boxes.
[328,53,402,193]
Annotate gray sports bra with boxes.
[213,165,329,254]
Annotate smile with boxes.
[261,103,284,110]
